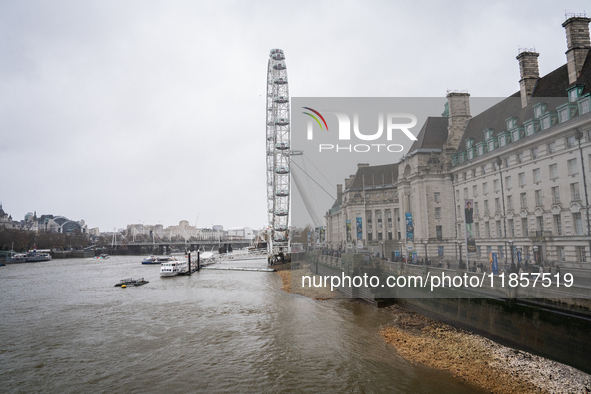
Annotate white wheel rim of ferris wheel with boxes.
[266,49,290,259]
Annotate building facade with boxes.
[325,16,591,269]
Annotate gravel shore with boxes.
[380,304,591,394]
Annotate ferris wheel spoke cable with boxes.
[302,154,336,191]
[291,160,335,201]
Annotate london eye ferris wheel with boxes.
[266,48,290,262]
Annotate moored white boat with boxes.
[159,258,188,277]
[6,249,52,263]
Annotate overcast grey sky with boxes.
[0,0,587,231]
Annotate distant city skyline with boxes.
[1,1,588,231]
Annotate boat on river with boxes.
[115,278,149,287]
[6,249,52,263]
[159,258,188,277]
[142,255,175,265]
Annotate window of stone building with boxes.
[436,226,442,240]
[520,192,527,208]
[517,172,525,186]
[482,165,486,175]
[388,232,392,240]
[573,213,584,235]
[475,222,480,238]
[474,201,479,214]
[463,187,468,198]
[438,246,444,256]
[533,168,541,183]
[483,182,489,194]
[495,198,501,212]
[521,217,528,236]
[499,245,504,258]
[368,233,372,242]
[517,152,524,164]
[559,108,569,123]
[505,176,512,189]
[537,216,544,232]
[434,192,441,203]
[496,220,502,237]
[472,168,476,177]
[485,222,490,238]
[548,141,556,154]
[535,190,543,206]
[549,163,558,179]
[567,158,578,175]
[507,195,513,210]
[473,185,478,197]
[387,211,392,229]
[532,147,539,159]
[567,135,576,148]
[378,233,382,241]
[571,183,581,201]
[508,219,514,237]
[568,88,580,102]
[541,117,551,130]
[504,158,509,168]
[551,186,560,204]
[554,214,562,236]
[435,207,442,219]
[557,246,566,262]
[494,179,500,192]
[577,246,586,262]
[581,99,590,115]
[484,200,489,213]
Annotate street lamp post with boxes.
[509,239,515,268]
[457,240,463,269]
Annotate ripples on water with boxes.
[0,257,485,393]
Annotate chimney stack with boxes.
[562,16,591,84]
[337,184,343,204]
[516,51,539,108]
[444,92,471,151]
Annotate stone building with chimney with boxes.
[325,15,591,268]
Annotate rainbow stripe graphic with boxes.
[302,107,329,131]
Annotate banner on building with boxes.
[346,220,352,242]
[463,199,477,254]
[491,252,498,275]
[405,213,414,242]
[356,217,363,242]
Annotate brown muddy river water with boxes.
[0,256,486,393]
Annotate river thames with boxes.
[0,256,486,393]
